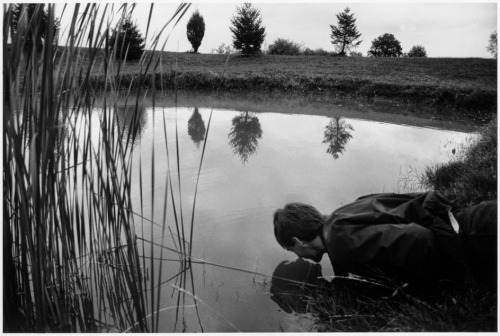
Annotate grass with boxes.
[3,3,214,332]
[56,49,498,116]
[302,116,497,332]
[306,279,496,332]
[422,117,497,209]
[4,3,497,333]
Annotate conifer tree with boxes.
[330,7,362,56]
[230,3,266,56]
[109,18,145,60]
[187,10,205,53]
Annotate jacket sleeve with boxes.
[332,191,470,282]
[328,223,441,283]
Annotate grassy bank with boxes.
[79,50,497,117]
[306,279,496,332]
[304,118,497,332]
[423,117,497,208]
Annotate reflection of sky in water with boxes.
[88,105,473,332]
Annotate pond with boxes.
[88,93,475,332]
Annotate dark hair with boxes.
[273,203,325,248]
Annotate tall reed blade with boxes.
[4,3,194,332]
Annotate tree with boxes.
[186,10,205,53]
[228,111,263,163]
[487,31,497,59]
[322,117,354,159]
[115,104,147,147]
[407,45,427,57]
[329,7,362,56]
[9,3,60,51]
[109,18,145,60]
[268,38,302,55]
[230,3,266,56]
[368,33,402,57]
[188,107,206,148]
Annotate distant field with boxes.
[76,49,497,113]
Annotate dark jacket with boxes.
[322,192,469,284]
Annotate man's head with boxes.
[273,203,326,262]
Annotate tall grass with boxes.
[306,278,496,332]
[2,3,215,332]
[422,117,497,208]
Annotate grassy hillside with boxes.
[78,50,497,115]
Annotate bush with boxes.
[349,51,363,57]
[303,47,331,56]
[211,43,234,54]
[408,45,427,58]
[268,38,302,55]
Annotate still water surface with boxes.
[92,96,474,332]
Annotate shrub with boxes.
[349,51,363,57]
[408,45,427,57]
[303,47,330,56]
[268,38,302,55]
[212,43,234,54]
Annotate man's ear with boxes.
[292,237,303,247]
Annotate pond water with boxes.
[90,94,475,332]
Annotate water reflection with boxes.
[114,103,148,145]
[187,107,206,148]
[322,116,354,159]
[270,259,329,314]
[228,111,263,164]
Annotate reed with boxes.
[2,3,207,332]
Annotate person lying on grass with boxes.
[273,191,497,291]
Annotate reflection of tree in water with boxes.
[322,116,354,159]
[114,103,147,146]
[187,107,206,148]
[228,111,263,164]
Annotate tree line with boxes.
[9,3,498,60]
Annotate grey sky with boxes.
[56,2,497,58]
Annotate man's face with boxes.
[287,242,324,263]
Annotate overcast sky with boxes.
[55,2,497,58]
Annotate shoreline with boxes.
[95,90,481,132]
[76,51,497,116]
[88,70,497,115]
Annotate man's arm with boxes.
[328,223,441,283]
